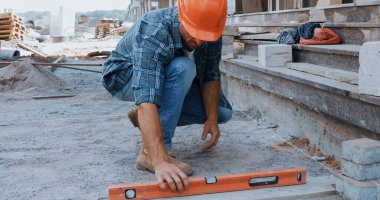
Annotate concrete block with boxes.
[342,159,380,181]
[336,173,380,200]
[342,138,380,165]
[258,44,292,67]
[359,42,380,96]
[316,0,342,7]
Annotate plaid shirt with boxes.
[102,7,222,106]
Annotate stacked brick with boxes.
[336,138,380,200]
[0,13,25,41]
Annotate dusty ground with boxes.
[0,60,340,199]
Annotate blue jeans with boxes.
[114,57,233,150]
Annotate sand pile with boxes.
[0,58,72,97]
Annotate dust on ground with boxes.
[0,60,339,200]
[273,137,341,170]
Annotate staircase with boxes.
[221,2,380,159]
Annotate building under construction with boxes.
[0,0,379,199]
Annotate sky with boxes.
[0,0,131,13]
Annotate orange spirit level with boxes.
[109,168,306,200]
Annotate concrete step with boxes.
[220,56,380,135]
[286,63,358,85]
[233,23,380,45]
[227,2,380,25]
[220,56,380,159]
[228,39,361,72]
[293,44,361,72]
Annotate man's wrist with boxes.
[206,115,218,123]
[152,155,170,167]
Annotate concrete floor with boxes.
[0,61,341,200]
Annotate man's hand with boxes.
[201,120,220,149]
[137,103,189,192]
[154,161,189,192]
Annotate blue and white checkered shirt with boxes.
[102,7,222,106]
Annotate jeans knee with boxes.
[167,57,196,82]
[218,107,233,124]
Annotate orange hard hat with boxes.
[178,0,227,41]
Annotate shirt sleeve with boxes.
[204,37,222,82]
[132,22,172,106]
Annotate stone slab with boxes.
[258,44,292,67]
[342,159,380,181]
[336,173,380,200]
[287,63,358,85]
[359,41,380,96]
[342,138,380,165]
[158,176,336,200]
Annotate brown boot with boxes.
[136,148,193,176]
[128,108,139,128]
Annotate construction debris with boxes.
[0,13,25,41]
[95,19,118,38]
[17,42,48,58]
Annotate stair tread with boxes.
[233,39,361,57]
[286,62,358,85]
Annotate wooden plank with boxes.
[17,43,48,58]
[0,13,22,22]
[50,55,66,72]
[0,30,11,34]
[0,25,12,30]
[0,20,12,25]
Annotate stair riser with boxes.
[236,26,380,45]
[234,42,259,57]
[293,50,359,72]
[332,27,380,45]
[232,41,360,72]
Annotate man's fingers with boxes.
[157,175,167,191]
[201,126,208,140]
[174,167,190,189]
[170,172,184,192]
[205,132,220,149]
[163,174,177,191]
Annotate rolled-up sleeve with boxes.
[204,37,222,82]
[132,22,172,106]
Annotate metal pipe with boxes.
[0,49,20,59]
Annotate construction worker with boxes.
[102,0,232,192]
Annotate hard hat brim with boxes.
[181,20,224,42]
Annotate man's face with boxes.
[179,24,204,51]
